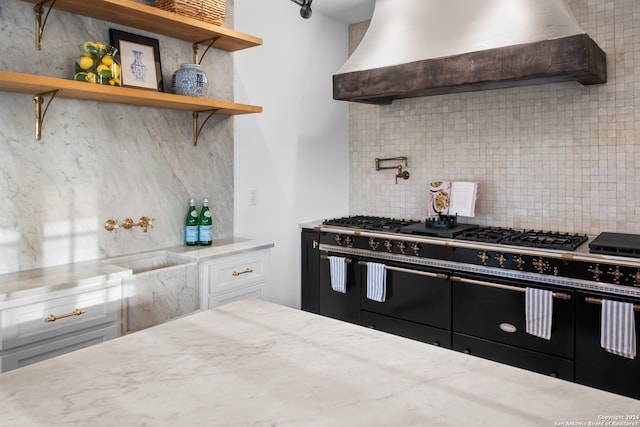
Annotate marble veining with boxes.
[124,261,199,333]
[0,299,637,426]
[0,1,236,275]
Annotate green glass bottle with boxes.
[185,198,199,246]
[198,198,213,246]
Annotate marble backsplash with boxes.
[0,1,236,275]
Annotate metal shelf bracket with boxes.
[33,89,60,141]
[192,109,219,146]
[191,36,222,145]
[34,0,58,50]
[192,36,222,64]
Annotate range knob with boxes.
[344,236,353,247]
[369,237,379,251]
[588,264,603,281]
[411,242,421,256]
[532,258,550,274]
[607,266,623,284]
[334,234,342,245]
[630,270,640,286]
[495,253,507,267]
[396,241,406,254]
[384,240,393,252]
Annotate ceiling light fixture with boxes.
[290,0,312,19]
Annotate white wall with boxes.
[233,0,350,308]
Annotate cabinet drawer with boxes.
[204,252,269,295]
[0,324,118,372]
[361,310,451,348]
[0,283,121,351]
[453,332,574,381]
[207,284,266,308]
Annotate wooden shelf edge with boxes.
[0,71,262,115]
[21,0,262,51]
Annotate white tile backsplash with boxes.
[348,0,640,236]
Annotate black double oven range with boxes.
[318,215,640,288]
[301,215,640,400]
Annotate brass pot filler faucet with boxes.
[375,156,410,184]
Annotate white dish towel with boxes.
[601,299,636,359]
[328,256,347,294]
[525,287,553,340]
[367,262,387,303]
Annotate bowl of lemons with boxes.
[74,41,121,86]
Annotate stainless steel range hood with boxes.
[333,0,607,105]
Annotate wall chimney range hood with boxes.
[333,0,607,105]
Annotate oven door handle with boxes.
[451,276,571,300]
[585,297,640,311]
[320,254,353,264]
[358,261,449,280]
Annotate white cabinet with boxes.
[200,250,270,310]
[0,279,121,372]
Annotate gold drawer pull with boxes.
[45,309,85,323]
[232,268,254,277]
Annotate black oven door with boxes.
[318,252,362,324]
[452,273,575,359]
[575,291,640,400]
[359,259,452,347]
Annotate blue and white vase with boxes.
[171,64,209,98]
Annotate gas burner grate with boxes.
[503,230,588,251]
[456,227,521,244]
[322,216,420,233]
[456,227,588,251]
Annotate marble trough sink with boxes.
[102,251,196,275]
[103,251,199,334]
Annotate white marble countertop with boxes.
[0,238,273,303]
[0,299,637,426]
[167,237,274,261]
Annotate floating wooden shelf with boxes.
[0,71,262,143]
[10,0,262,144]
[0,71,262,114]
[21,0,262,52]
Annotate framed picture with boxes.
[109,29,164,92]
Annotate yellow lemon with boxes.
[101,55,114,66]
[112,63,121,78]
[109,77,121,86]
[76,55,94,70]
[85,72,97,83]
